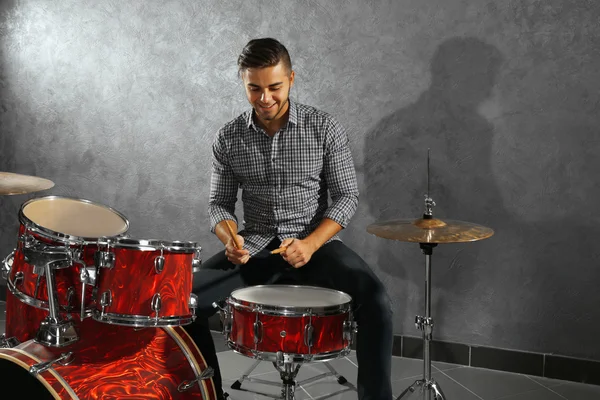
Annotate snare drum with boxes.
[5,196,130,343]
[0,319,216,399]
[93,238,201,327]
[225,285,354,363]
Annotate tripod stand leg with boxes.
[396,379,423,399]
[231,359,261,390]
[430,380,447,400]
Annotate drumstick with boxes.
[270,246,287,255]
[270,239,294,255]
[224,220,242,250]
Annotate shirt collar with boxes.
[246,98,298,131]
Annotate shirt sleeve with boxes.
[208,130,239,232]
[322,117,359,228]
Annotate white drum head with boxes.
[231,285,352,308]
[21,196,129,241]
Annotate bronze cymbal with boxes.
[0,172,55,195]
[367,217,494,244]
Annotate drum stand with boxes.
[396,243,446,400]
[22,243,79,347]
[231,352,348,400]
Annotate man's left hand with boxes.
[279,238,316,269]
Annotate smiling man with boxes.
[186,38,393,400]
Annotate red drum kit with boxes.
[0,148,493,400]
[0,172,215,399]
[0,173,357,400]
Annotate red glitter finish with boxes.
[93,246,194,323]
[229,307,350,356]
[0,319,216,399]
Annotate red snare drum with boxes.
[93,238,201,327]
[0,319,216,399]
[4,196,129,343]
[225,285,354,362]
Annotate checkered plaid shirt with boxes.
[208,100,359,256]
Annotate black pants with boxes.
[184,239,394,400]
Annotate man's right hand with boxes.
[225,235,250,265]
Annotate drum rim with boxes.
[108,237,200,252]
[229,284,353,313]
[227,341,352,363]
[19,195,130,244]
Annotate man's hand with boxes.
[225,235,250,265]
[280,238,316,268]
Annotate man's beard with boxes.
[258,90,290,121]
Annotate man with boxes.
[186,38,393,400]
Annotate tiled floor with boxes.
[1,301,598,400]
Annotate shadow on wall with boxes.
[361,36,507,341]
[361,35,600,359]
[362,36,505,281]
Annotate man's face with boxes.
[242,62,295,124]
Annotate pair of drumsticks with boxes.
[224,221,288,255]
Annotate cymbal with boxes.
[367,217,494,244]
[0,172,55,195]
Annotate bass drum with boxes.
[0,319,216,399]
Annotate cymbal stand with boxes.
[397,183,446,400]
[396,242,446,400]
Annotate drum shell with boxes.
[0,319,216,399]
[226,285,353,360]
[229,306,350,356]
[93,243,195,326]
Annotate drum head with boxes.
[231,285,352,308]
[20,196,129,243]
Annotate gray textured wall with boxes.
[1,0,599,360]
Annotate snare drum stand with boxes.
[396,243,446,400]
[231,352,348,400]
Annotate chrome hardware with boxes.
[415,316,434,339]
[192,248,202,273]
[151,293,162,324]
[189,293,198,310]
[1,250,14,280]
[94,251,114,269]
[100,290,112,315]
[13,271,24,287]
[0,334,20,348]
[35,317,79,348]
[280,331,287,338]
[424,195,436,217]
[32,265,45,276]
[343,320,357,342]
[19,234,36,249]
[213,301,232,335]
[65,286,75,312]
[79,267,90,319]
[177,366,214,392]
[154,255,165,274]
[29,352,74,376]
[253,319,263,344]
[304,324,314,348]
[34,257,80,347]
[32,274,42,299]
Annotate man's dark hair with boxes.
[238,38,292,75]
